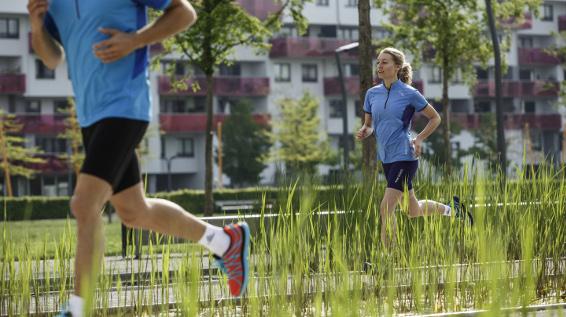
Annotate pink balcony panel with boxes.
[500,12,532,30]
[518,48,561,65]
[474,81,559,97]
[29,154,68,173]
[159,76,270,97]
[324,77,424,96]
[160,113,271,133]
[16,115,67,134]
[559,15,566,32]
[451,113,561,131]
[0,74,26,94]
[270,37,357,59]
[237,0,281,19]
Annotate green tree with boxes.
[462,113,511,172]
[167,0,310,215]
[220,100,272,187]
[0,111,46,197]
[57,98,83,177]
[273,92,332,176]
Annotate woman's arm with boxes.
[412,104,441,156]
[356,113,374,140]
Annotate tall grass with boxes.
[1,162,565,316]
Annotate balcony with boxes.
[15,114,67,134]
[237,0,281,20]
[323,77,424,96]
[451,113,561,131]
[500,12,532,30]
[473,80,559,98]
[270,37,356,59]
[31,154,68,173]
[518,48,561,65]
[559,15,566,32]
[159,113,271,133]
[0,74,25,94]
[158,76,270,97]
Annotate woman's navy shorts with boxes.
[381,160,419,191]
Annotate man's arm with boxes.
[94,0,196,64]
[28,0,64,70]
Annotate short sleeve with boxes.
[363,91,372,114]
[411,90,428,112]
[43,12,61,44]
[133,0,172,10]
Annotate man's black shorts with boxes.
[381,160,419,191]
[80,118,148,194]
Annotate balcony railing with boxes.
[473,80,559,98]
[270,37,356,59]
[323,77,424,96]
[30,154,68,173]
[158,76,270,97]
[237,0,281,20]
[160,113,271,133]
[518,48,561,65]
[500,11,532,30]
[559,15,566,32]
[15,114,67,134]
[451,113,561,131]
[0,74,26,94]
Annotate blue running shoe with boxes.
[453,195,473,226]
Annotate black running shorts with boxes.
[80,118,148,194]
[381,160,419,191]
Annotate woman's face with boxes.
[376,53,401,81]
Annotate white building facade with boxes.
[0,0,564,196]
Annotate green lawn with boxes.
[1,216,201,259]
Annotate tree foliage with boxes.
[220,100,272,187]
[273,92,332,176]
[0,111,46,197]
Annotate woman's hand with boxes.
[412,136,423,157]
[93,28,140,63]
[356,125,374,140]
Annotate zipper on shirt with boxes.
[384,87,391,109]
[74,0,81,19]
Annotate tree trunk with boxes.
[441,54,452,175]
[204,74,214,216]
[485,0,507,177]
[0,121,12,197]
[358,0,376,176]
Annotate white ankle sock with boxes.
[69,294,84,317]
[198,224,230,257]
[442,204,452,216]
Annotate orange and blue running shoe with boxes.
[214,222,250,297]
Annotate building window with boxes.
[346,0,358,7]
[318,25,337,38]
[430,66,442,83]
[302,64,318,82]
[0,18,19,39]
[26,100,41,113]
[519,69,532,81]
[339,27,359,41]
[160,137,167,158]
[476,67,489,80]
[54,99,70,114]
[218,98,237,113]
[316,0,329,6]
[329,99,344,118]
[519,37,533,48]
[474,101,491,113]
[542,4,553,21]
[344,63,360,76]
[36,137,67,154]
[219,63,241,76]
[36,59,55,79]
[177,138,194,157]
[274,63,291,82]
[524,101,536,113]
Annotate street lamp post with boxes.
[335,42,359,172]
[165,155,182,192]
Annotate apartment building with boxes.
[0,0,564,196]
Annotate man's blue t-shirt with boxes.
[363,79,428,163]
[44,0,172,127]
